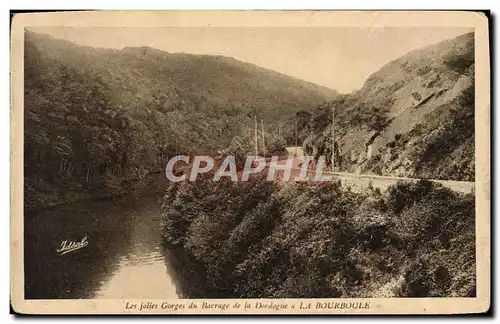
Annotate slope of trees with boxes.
[24,31,337,209]
[25,41,138,209]
[161,177,475,298]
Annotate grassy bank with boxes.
[161,177,475,298]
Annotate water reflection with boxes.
[95,199,178,298]
[24,191,179,299]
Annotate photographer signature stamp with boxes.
[56,236,89,255]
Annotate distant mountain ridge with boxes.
[303,32,474,181]
[23,31,338,209]
[25,31,338,150]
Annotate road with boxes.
[173,155,475,195]
[322,171,474,194]
[268,158,474,194]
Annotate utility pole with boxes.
[331,106,335,171]
[254,114,259,156]
[174,104,179,156]
[295,119,298,156]
[261,119,266,157]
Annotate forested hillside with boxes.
[24,31,338,210]
[302,32,475,181]
[162,174,475,298]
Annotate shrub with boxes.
[266,138,288,156]
[161,176,475,298]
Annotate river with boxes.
[24,176,183,299]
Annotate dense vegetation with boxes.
[161,176,475,298]
[24,31,337,209]
[412,84,475,180]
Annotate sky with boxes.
[29,27,472,93]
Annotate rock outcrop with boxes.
[304,32,475,181]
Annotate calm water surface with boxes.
[24,193,181,299]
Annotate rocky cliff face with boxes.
[304,32,474,181]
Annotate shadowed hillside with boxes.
[24,31,338,209]
[302,32,474,181]
[161,176,475,298]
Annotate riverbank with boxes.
[161,177,475,298]
[24,171,167,212]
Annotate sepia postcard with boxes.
[10,10,490,315]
